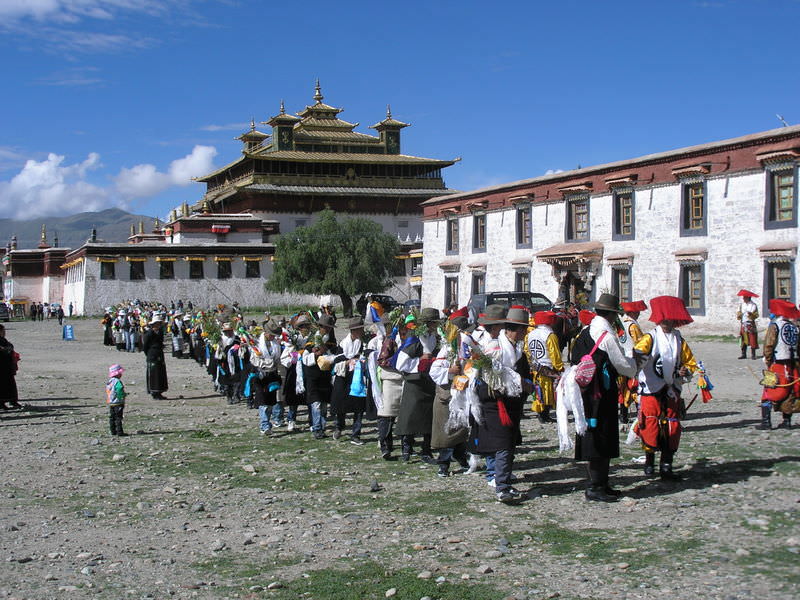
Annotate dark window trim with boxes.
[679,180,708,237]
[129,261,145,281]
[245,260,261,279]
[159,261,175,280]
[764,164,799,230]
[516,205,532,249]
[445,218,459,256]
[100,262,116,280]
[678,262,705,316]
[611,265,633,302]
[564,194,590,243]
[611,188,636,241]
[514,269,531,292]
[444,275,459,307]
[217,260,232,280]
[762,259,796,313]
[471,272,485,295]
[472,214,487,254]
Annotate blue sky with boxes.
[1,0,799,221]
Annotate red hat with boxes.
[620,300,647,313]
[578,309,596,326]
[737,289,759,298]
[769,298,799,319]
[448,306,469,321]
[533,310,557,326]
[510,304,529,311]
[648,296,693,326]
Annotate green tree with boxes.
[265,209,400,317]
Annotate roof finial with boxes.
[250,117,255,130]
[279,99,285,115]
[40,223,47,242]
[313,78,323,103]
[387,104,392,119]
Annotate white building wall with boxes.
[252,211,423,243]
[422,170,800,334]
[68,257,317,316]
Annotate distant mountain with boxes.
[0,208,158,250]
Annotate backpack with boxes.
[574,331,607,388]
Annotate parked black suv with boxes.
[467,291,552,324]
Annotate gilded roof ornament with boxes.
[201,199,212,214]
[250,118,255,130]
[387,104,392,118]
[314,79,323,103]
[40,223,46,241]
[138,221,144,234]
[279,100,285,115]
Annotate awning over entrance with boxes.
[536,241,604,305]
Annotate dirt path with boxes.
[1,317,798,600]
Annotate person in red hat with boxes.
[526,311,563,423]
[736,290,760,360]
[632,296,702,480]
[757,299,800,430]
[618,301,647,425]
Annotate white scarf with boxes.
[555,365,587,452]
[652,325,678,387]
[740,301,757,324]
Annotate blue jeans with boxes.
[309,401,327,433]
[285,405,298,422]
[492,449,514,493]
[125,330,136,352]
[484,454,496,481]
[271,403,285,425]
[258,406,272,432]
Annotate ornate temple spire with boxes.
[279,100,285,115]
[138,221,144,234]
[201,199,212,214]
[387,104,392,118]
[249,117,255,130]
[53,232,58,247]
[313,78,323,103]
[38,224,50,249]
[130,224,135,237]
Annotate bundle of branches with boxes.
[200,313,221,345]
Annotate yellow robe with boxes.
[531,332,563,412]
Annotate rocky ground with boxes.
[0,317,798,600]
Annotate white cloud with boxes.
[0,144,218,219]
[0,152,110,219]
[544,168,565,175]
[200,122,249,132]
[114,145,217,200]
[0,1,167,23]
[33,66,104,86]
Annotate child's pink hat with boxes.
[108,364,124,377]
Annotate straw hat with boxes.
[478,304,507,326]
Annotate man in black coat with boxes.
[0,324,22,410]
[570,293,637,502]
[142,315,168,399]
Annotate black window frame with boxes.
[763,259,796,312]
[516,205,532,249]
[764,165,798,230]
[444,276,459,307]
[100,261,115,280]
[189,260,204,280]
[679,180,708,237]
[445,218,459,255]
[217,260,232,280]
[565,195,590,242]
[129,261,145,281]
[471,272,485,296]
[472,214,487,253]
[245,260,261,279]
[159,260,175,280]
[611,189,635,241]
[678,262,705,316]
[611,265,633,302]
[514,270,530,293]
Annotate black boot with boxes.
[644,452,656,477]
[738,348,747,359]
[585,485,619,502]
[401,435,413,462]
[659,452,682,481]
[109,413,118,436]
[775,414,792,429]
[751,348,757,360]
[754,405,772,430]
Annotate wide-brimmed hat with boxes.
[263,320,283,335]
[419,307,441,323]
[620,300,647,313]
[505,307,530,327]
[594,293,623,314]
[348,316,365,330]
[737,289,759,298]
[649,295,693,326]
[478,304,507,326]
[222,322,233,331]
[318,314,335,328]
[294,315,311,328]
[534,310,558,327]
[769,299,799,319]
[149,315,164,325]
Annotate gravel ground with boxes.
[1,317,798,600]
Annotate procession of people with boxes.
[3,287,798,505]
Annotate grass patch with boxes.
[191,552,301,580]
[270,560,503,600]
